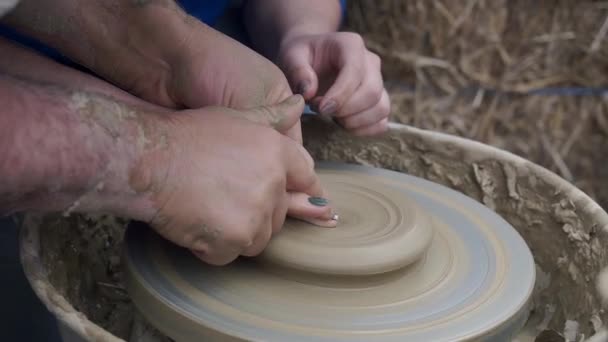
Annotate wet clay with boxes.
[18,118,608,341]
[260,167,434,276]
[123,162,534,341]
[301,118,608,340]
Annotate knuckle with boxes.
[181,231,199,249]
[341,32,365,47]
[300,172,317,189]
[363,84,384,104]
[227,229,255,248]
[369,51,381,66]
[242,233,271,257]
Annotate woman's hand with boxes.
[133,95,335,265]
[277,32,390,136]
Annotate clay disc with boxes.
[124,162,536,342]
[259,167,434,275]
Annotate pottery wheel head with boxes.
[124,162,536,342]
[259,168,434,276]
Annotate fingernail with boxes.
[283,94,302,105]
[319,100,337,115]
[331,213,339,221]
[297,81,310,95]
[308,196,328,206]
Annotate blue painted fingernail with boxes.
[308,196,328,206]
[319,100,337,115]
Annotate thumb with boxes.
[240,94,305,133]
[281,46,319,100]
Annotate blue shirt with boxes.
[178,0,347,26]
[0,1,347,66]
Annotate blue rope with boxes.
[386,81,608,97]
[527,87,608,96]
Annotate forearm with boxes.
[243,0,342,59]
[0,36,170,113]
[0,74,162,219]
[0,0,192,104]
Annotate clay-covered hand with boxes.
[168,26,291,109]
[165,23,304,141]
[277,32,391,136]
[134,95,336,266]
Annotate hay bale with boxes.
[346,0,608,91]
[345,0,608,209]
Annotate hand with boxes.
[167,25,292,110]
[165,22,304,141]
[277,32,390,136]
[132,95,336,265]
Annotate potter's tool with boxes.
[124,162,535,341]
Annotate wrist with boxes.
[67,95,175,222]
[0,76,168,220]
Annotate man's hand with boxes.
[2,1,304,140]
[166,23,293,110]
[277,32,390,136]
[134,95,336,265]
[1,63,334,266]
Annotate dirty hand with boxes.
[165,22,303,141]
[3,2,303,141]
[277,32,391,136]
[168,25,292,110]
[135,95,336,265]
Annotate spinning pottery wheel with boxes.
[124,162,536,341]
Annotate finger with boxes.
[290,215,339,228]
[337,53,385,117]
[284,157,324,197]
[241,214,274,257]
[316,42,366,116]
[280,44,319,100]
[235,94,305,133]
[317,64,362,116]
[351,117,390,136]
[282,138,320,192]
[340,89,390,130]
[287,192,334,220]
[300,173,324,197]
[287,193,339,228]
[284,120,303,144]
[191,248,240,266]
[271,191,290,234]
[241,202,276,256]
